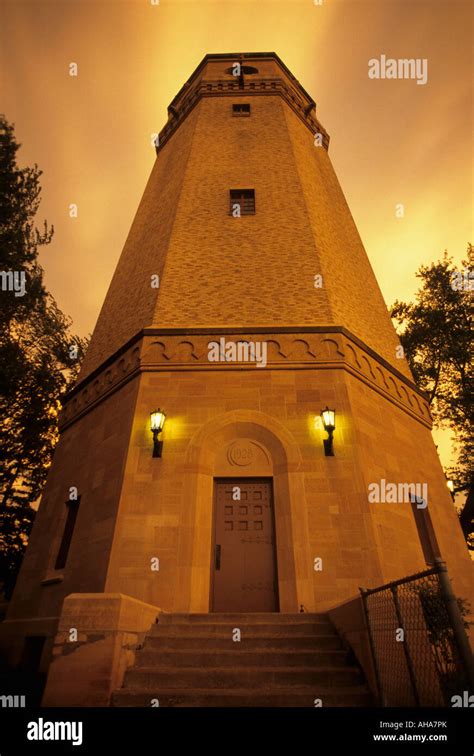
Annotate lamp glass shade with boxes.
[446,480,454,493]
[150,409,166,432]
[321,408,336,431]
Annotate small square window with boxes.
[230,189,255,215]
[232,103,251,117]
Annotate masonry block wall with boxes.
[10,353,470,623]
[79,53,411,381]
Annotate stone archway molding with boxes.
[176,410,314,613]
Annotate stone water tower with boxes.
[1,53,472,706]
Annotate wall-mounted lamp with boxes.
[150,409,166,458]
[446,478,455,501]
[321,407,336,456]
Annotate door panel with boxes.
[212,478,278,612]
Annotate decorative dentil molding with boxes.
[58,330,431,431]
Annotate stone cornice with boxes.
[59,328,432,432]
[169,53,318,111]
[155,77,330,155]
[70,326,424,399]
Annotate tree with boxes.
[0,115,89,598]
[391,247,473,549]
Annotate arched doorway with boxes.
[175,410,314,613]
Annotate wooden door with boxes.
[212,478,278,612]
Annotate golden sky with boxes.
[1,0,472,468]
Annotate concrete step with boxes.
[158,613,329,624]
[142,634,343,651]
[134,649,349,668]
[123,666,363,690]
[150,623,337,638]
[112,686,373,707]
[112,612,373,708]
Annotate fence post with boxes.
[434,558,474,691]
[360,588,384,705]
[391,584,421,706]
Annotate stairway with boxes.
[112,613,373,707]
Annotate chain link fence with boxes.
[360,560,473,706]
